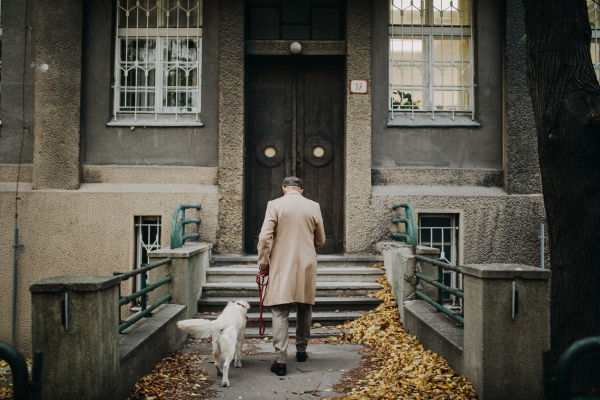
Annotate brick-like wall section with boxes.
[504,0,542,194]
[32,0,82,190]
[217,0,245,254]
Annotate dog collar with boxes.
[235,302,246,308]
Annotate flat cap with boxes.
[282,176,303,188]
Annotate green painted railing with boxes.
[0,342,43,400]
[415,255,464,325]
[391,202,418,245]
[114,258,173,333]
[544,337,600,400]
[170,204,202,249]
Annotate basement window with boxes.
[109,0,203,127]
[418,214,459,302]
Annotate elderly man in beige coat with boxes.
[257,176,326,376]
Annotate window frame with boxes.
[388,0,479,127]
[109,0,204,127]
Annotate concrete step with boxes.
[201,281,383,297]
[198,296,383,313]
[195,311,364,327]
[210,255,383,269]
[242,326,343,339]
[206,267,384,283]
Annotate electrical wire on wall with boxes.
[11,0,30,348]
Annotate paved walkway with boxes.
[180,340,364,399]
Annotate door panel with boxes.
[245,59,344,254]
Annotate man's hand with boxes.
[259,262,269,272]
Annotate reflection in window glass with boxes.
[114,0,202,120]
[389,0,474,120]
[589,1,600,81]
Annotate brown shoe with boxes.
[270,362,286,376]
[296,351,308,362]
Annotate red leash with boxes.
[245,270,269,336]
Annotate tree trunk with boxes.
[523,0,600,393]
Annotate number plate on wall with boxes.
[350,79,368,94]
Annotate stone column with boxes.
[462,264,551,400]
[30,275,121,400]
[216,0,245,254]
[32,0,83,190]
[148,243,211,319]
[345,0,373,254]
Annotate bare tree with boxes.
[523,0,600,393]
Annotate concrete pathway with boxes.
[180,340,364,399]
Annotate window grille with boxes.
[588,1,600,81]
[418,214,459,303]
[134,216,162,297]
[114,0,202,123]
[389,0,474,121]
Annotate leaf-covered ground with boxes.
[332,274,477,400]
[0,358,31,400]
[127,352,216,400]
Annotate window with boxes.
[248,0,343,40]
[588,1,600,81]
[134,216,162,298]
[111,0,203,126]
[389,0,475,124]
[418,214,459,302]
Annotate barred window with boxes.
[588,1,600,81]
[389,0,474,122]
[112,0,202,125]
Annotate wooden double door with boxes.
[245,58,344,254]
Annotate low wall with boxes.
[29,242,209,400]
[380,242,551,400]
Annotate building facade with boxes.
[1,0,552,353]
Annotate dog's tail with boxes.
[177,319,218,339]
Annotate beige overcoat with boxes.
[257,192,326,306]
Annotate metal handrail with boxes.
[175,218,201,247]
[0,342,43,400]
[415,255,464,325]
[115,257,173,333]
[170,204,201,249]
[391,202,418,245]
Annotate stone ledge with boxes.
[29,275,121,293]
[119,304,187,364]
[148,243,211,258]
[461,264,551,280]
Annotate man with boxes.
[257,176,326,376]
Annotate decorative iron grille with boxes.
[134,216,162,295]
[389,0,474,121]
[114,0,202,122]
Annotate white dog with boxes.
[177,300,250,387]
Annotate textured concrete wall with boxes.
[504,0,542,194]
[0,183,217,355]
[81,0,220,167]
[0,0,36,165]
[0,164,33,183]
[372,168,504,187]
[371,0,504,170]
[216,0,245,254]
[32,0,82,189]
[345,0,373,254]
[372,186,545,267]
[82,165,218,185]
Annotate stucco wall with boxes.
[504,0,542,194]
[216,0,245,254]
[81,0,219,167]
[0,183,218,356]
[371,0,504,170]
[371,186,545,267]
[345,0,373,254]
[0,0,37,165]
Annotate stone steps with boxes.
[201,281,383,297]
[210,255,383,269]
[206,267,384,283]
[195,311,363,328]
[197,296,383,313]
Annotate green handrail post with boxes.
[437,259,445,306]
[0,342,43,400]
[176,218,201,247]
[553,336,600,400]
[415,291,464,324]
[119,294,172,332]
[170,204,201,249]
[140,269,147,312]
[392,202,418,245]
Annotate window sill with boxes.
[387,113,481,128]
[107,114,204,127]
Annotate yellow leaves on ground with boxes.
[0,358,32,400]
[334,276,477,400]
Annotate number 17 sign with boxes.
[350,79,368,94]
